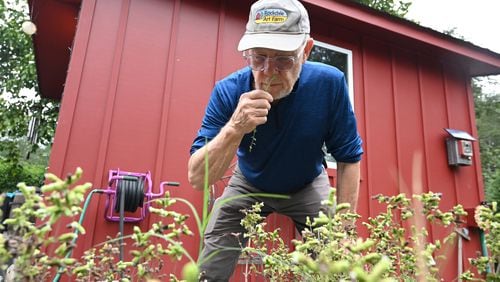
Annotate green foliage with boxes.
[353,0,412,18]
[0,0,59,181]
[0,168,198,281]
[71,201,195,281]
[473,78,500,203]
[0,0,59,197]
[0,170,498,281]
[0,149,45,193]
[0,0,37,94]
[239,190,477,281]
[1,168,91,280]
[467,202,500,279]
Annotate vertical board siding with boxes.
[355,42,371,231]
[445,67,480,208]
[49,0,126,258]
[391,49,430,238]
[419,60,457,205]
[419,59,459,281]
[443,66,484,275]
[217,0,249,78]
[362,37,399,216]
[90,0,134,246]
[467,77,485,202]
[359,38,482,281]
[392,49,427,196]
[48,0,484,280]
[158,0,227,262]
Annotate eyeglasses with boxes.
[243,50,303,72]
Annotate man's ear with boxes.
[303,37,314,61]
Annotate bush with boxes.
[0,169,498,281]
[0,168,197,282]
[239,191,469,281]
[0,158,45,193]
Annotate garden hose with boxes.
[114,176,145,213]
[53,178,146,281]
[53,189,105,282]
[52,170,176,281]
[112,177,146,264]
[479,229,491,273]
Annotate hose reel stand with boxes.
[51,169,180,282]
[103,169,179,264]
[103,169,179,223]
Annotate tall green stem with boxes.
[200,139,210,255]
[249,75,276,152]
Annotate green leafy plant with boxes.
[0,170,498,281]
[1,168,91,280]
[1,0,59,194]
[0,168,199,281]
[0,156,45,193]
[463,202,500,280]
[238,189,498,282]
[70,193,197,282]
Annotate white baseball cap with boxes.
[237,0,310,52]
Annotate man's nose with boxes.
[262,59,278,76]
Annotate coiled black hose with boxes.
[114,176,144,213]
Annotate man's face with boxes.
[247,38,313,100]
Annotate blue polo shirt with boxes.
[191,61,363,193]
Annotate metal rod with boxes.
[458,230,463,282]
[119,182,125,278]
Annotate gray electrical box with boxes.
[444,128,476,166]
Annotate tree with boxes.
[0,0,59,192]
[353,0,412,18]
[473,78,500,203]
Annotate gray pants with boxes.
[198,166,331,281]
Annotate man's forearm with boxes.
[336,161,361,211]
[188,125,244,190]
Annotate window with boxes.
[308,41,354,168]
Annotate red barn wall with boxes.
[48,0,484,280]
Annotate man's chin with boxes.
[272,90,292,101]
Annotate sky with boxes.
[406,0,500,93]
[406,0,500,53]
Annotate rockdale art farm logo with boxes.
[255,9,288,24]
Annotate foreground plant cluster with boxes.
[0,168,498,281]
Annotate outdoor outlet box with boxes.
[444,128,476,166]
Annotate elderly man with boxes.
[188,0,363,280]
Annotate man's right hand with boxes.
[188,89,272,190]
[228,90,273,135]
